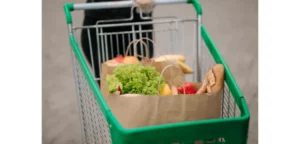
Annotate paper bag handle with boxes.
[125,37,164,60]
[125,39,149,58]
[126,38,187,95]
[158,64,187,95]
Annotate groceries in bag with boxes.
[106,61,225,96]
[100,37,225,128]
[105,54,193,74]
[101,61,224,128]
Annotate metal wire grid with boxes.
[73,53,112,144]
[74,19,200,82]
[71,19,240,144]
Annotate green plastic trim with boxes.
[64,3,74,24]
[188,0,202,15]
[240,98,250,143]
[69,35,110,112]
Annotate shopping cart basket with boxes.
[63,0,250,144]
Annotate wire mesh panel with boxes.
[73,53,112,144]
[74,19,202,82]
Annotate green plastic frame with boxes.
[64,1,250,143]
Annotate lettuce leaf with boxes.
[106,74,122,93]
[108,63,165,95]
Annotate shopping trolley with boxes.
[63,0,250,144]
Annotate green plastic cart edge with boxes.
[64,0,250,141]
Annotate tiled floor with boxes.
[42,0,258,143]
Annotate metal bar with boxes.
[74,19,197,29]
[74,1,133,10]
[87,29,95,77]
[104,34,109,61]
[181,22,185,54]
[110,34,114,58]
[175,23,179,52]
[197,15,202,82]
[97,27,102,79]
[73,0,187,10]
[193,23,197,81]
[94,77,101,81]
[97,28,174,35]
[131,25,137,57]
[128,33,133,55]
[100,28,105,67]
[116,34,120,55]
[138,24,144,57]
[169,23,173,53]
[145,32,149,53]
[68,24,73,34]
[122,34,125,55]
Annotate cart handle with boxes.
[73,0,185,10]
[64,0,202,23]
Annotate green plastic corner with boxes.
[64,3,74,24]
[188,0,202,15]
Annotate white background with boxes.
[0,0,299,143]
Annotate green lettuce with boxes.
[106,63,165,95]
[106,74,122,93]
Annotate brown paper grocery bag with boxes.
[100,62,115,96]
[100,62,222,129]
[106,83,222,128]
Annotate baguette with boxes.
[196,79,207,94]
[210,64,225,92]
[155,54,186,63]
[196,64,225,94]
[176,60,193,74]
[154,54,193,74]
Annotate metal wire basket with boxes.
[64,0,250,144]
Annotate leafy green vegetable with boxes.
[106,74,122,93]
[106,63,165,95]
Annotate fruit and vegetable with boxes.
[160,84,172,96]
[177,82,197,94]
[105,55,140,65]
[105,54,193,74]
[105,54,225,96]
[106,75,122,94]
